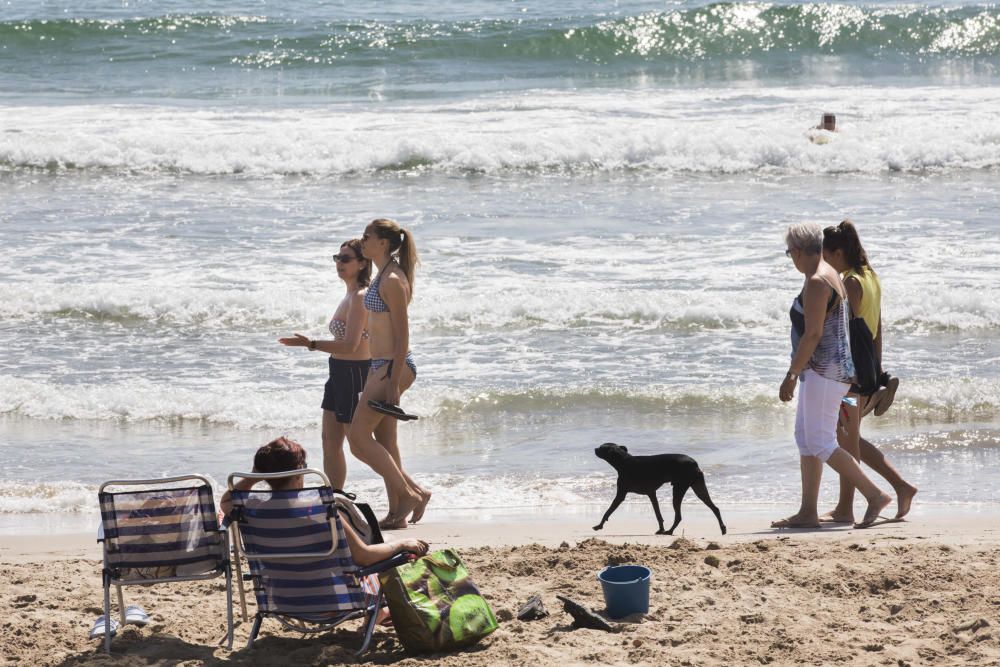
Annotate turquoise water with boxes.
[1,1,999,528]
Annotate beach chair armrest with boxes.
[355,552,413,578]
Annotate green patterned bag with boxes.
[379,548,498,655]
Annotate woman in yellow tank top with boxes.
[821,221,917,522]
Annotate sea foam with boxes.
[2,86,1000,176]
[3,376,999,429]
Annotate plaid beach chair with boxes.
[226,469,410,655]
[97,475,234,653]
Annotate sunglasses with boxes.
[785,248,794,257]
[332,253,358,263]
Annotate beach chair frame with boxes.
[98,474,234,654]
[227,469,409,656]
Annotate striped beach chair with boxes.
[97,475,234,653]
[226,469,409,655]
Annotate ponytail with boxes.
[370,218,419,303]
[823,219,872,274]
[396,226,419,302]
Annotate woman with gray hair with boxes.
[773,222,892,529]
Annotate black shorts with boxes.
[321,358,370,423]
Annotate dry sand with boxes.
[2,512,999,666]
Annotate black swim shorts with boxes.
[321,358,371,423]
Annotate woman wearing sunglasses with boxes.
[774,222,892,530]
[279,239,371,491]
[346,218,431,530]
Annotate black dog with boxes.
[593,442,726,536]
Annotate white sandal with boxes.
[88,616,120,640]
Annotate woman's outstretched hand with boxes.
[278,333,310,347]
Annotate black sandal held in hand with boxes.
[368,400,419,421]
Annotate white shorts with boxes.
[794,368,850,461]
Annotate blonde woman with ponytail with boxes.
[348,218,431,530]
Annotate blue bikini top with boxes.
[364,269,390,313]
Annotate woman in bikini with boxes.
[774,222,892,529]
[347,218,431,530]
[279,239,371,491]
[820,221,917,522]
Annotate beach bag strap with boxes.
[380,548,498,655]
[334,496,383,545]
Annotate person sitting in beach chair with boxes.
[221,437,428,654]
[96,474,234,653]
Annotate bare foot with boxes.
[771,513,821,529]
[409,490,432,524]
[392,493,421,528]
[379,514,407,531]
[818,511,854,524]
[895,484,918,519]
[375,606,393,627]
[855,492,893,528]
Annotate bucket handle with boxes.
[598,566,649,585]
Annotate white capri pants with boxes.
[794,368,851,461]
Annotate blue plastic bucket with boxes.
[597,565,652,619]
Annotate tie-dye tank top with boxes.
[789,286,855,384]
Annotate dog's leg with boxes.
[648,493,667,534]
[691,475,727,535]
[593,490,627,531]
[664,483,688,535]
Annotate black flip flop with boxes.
[367,400,419,421]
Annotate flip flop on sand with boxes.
[770,517,821,529]
[367,400,419,421]
[124,605,150,627]
[854,515,902,529]
[88,616,119,640]
[818,512,854,524]
[854,493,894,528]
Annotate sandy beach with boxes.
[4,1,1000,665]
[3,510,999,666]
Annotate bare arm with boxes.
[780,276,833,402]
[340,516,428,566]
[789,276,831,375]
[844,275,863,319]
[381,273,411,402]
[309,291,370,355]
[278,292,369,355]
[219,475,261,518]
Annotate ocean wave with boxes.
[0,473,615,516]
[3,278,998,334]
[0,282,320,330]
[3,376,999,429]
[3,89,1000,175]
[3,454,998,516]
[0,481,95,514]
[2,4,999,65]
